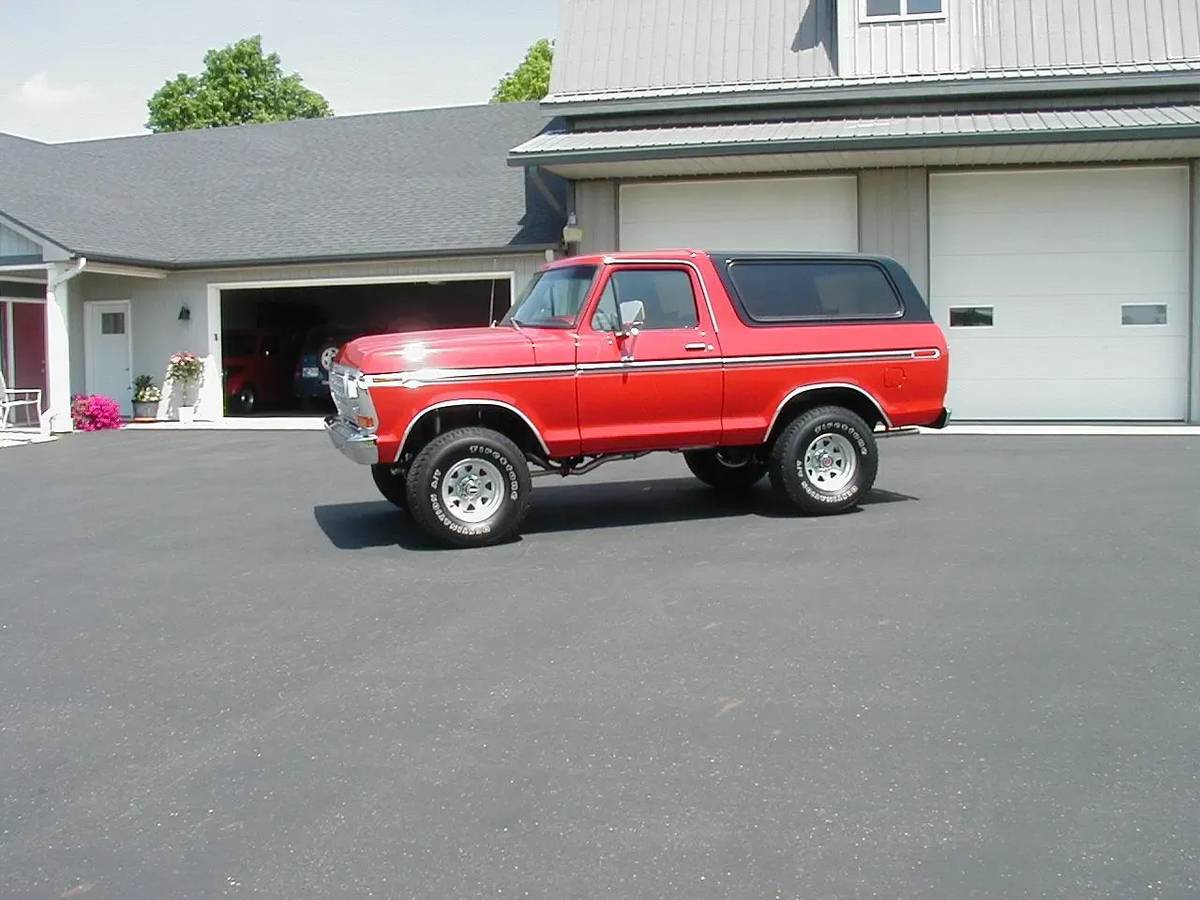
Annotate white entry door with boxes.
[619,175,859,252]
[85,300,133,416]
[929,166,1190,420]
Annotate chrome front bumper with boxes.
[325,416,378,465]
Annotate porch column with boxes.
[45,262,76,433]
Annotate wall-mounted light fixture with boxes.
[178,304,191,322]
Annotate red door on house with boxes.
[6,301,48,400]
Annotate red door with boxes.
[576,265,722,453]
[11,301,47,399]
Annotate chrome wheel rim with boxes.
[441,457,504,524]
[802,433,857,493]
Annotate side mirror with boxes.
[617,299,645,338]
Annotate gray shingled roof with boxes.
[510,103,1200,164]
[0,103,565,267]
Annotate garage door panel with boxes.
[933,251,1188,298]
[930,166,1190,420]
[949,377,1188,420]
[948,335,1190,380]
[932,211,1187,256]
[940,294,1189,339]
[619,176,858,252]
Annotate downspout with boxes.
[45,256,87,433]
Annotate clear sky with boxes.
[0,0,559,143]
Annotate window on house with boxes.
[863,0,943,20]
[101,312,126,335]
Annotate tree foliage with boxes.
[491,39,554,103]
[147,36,332,133]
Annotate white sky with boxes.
[0,0,559,142]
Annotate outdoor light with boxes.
[177,304,191,322]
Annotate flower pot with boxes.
[178,405,196,425]
[132,401,158,422]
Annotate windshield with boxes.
[502,265,597,328]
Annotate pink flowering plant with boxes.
[166,351,205,384]
[71,394,124,431]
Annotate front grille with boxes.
[328,364,360,420]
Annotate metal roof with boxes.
[0,104,566,268]
[510,103,1200,165]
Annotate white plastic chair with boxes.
[0,368,44,432]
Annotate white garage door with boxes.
[930,166,1190,420]
[619,176,859,252]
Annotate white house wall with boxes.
[68,252,547,418]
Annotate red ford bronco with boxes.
[326,251,950,547]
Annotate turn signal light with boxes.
[356,415,376,430]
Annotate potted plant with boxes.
[132,375,162,421]
[166,351,205,424]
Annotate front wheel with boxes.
[769,406,878,515]
[405,427,532,548]
[684,448,768,490]
[371,463,409,512]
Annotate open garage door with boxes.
[930,166,1190,420]
[218,276,511,416]
[619,175,859,252]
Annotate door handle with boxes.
[684,342,709,351]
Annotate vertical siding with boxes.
[858,169,930,298]
[0,223,41,258]
[549,0,835,96]
[839,1,972,78]
[574,181,619,254]
[972,0,1200,69]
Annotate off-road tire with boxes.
[404,427,532,548]
[371,463,409,512]
[768,406,878,515]
[684,448,768,491]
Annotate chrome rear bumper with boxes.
[325,416,377,465]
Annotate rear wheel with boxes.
[769,406,878,515]
[405,427,532,548]
[371,463,409,512]
[684,448,768,490]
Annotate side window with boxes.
[601,269,699,331]
[590,280,620,332]
[726,261,903,323]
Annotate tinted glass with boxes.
[504,265,597,328]
[590,280,620,331]
[1121,304,1167,325]
[949,306,994,327]
[865,0,902,15]
[605,269,698,330]
[727,261,902,322]
[906,0,942,13]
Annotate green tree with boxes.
[491,38,554,103]
[147,36,331,132]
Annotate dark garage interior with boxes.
[218,277,512,415]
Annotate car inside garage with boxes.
[218,276,511,415]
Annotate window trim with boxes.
[948,305,995,329]
[1120,303,1169,327]
[585,264,703,334]
[860,0,946,24]
[721,258,907,328]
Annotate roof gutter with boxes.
[540,69,1200,118]
[509,122,1200,169]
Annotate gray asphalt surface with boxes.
[1,431,1198,899]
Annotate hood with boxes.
[339,326,537,375]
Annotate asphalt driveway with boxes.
[1,431,1198,899]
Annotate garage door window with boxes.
[725,260,903,324]
[949,306,994,328]
[1121,304,1168,326]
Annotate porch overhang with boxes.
[509,103,1200,179]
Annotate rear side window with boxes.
[726,260,903,323]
